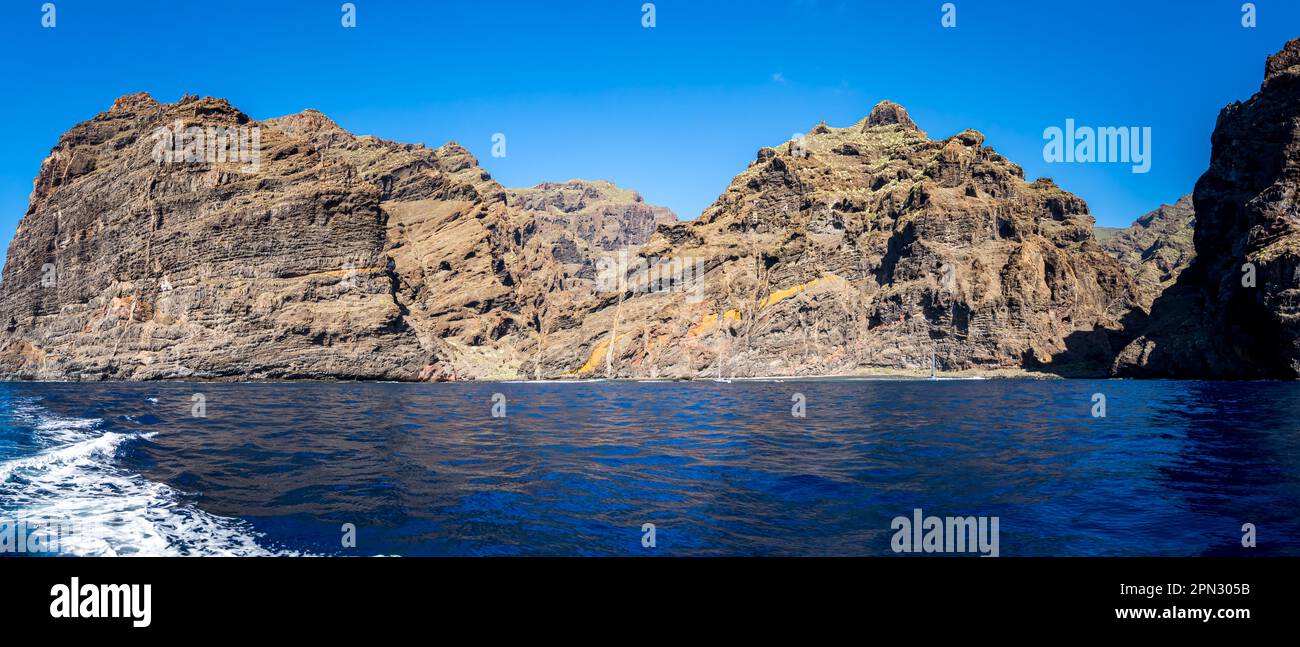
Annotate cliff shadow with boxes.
[1020,305,1154,378]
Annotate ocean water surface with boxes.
[1,379,1298,556]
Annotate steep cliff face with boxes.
[1115,38,1300,378]
[530,102,1142,378]
[264,109,539,379]
[1099,194,1196,309]
[0,93,428,380]
[499,180,679,379]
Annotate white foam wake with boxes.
[1,400,282,556]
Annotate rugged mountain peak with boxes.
[1264,37,1300,82]
[1098,194,1196,309]
[431,141,480,171]
[109,92,160,112]
[264,108,346,138]
[1134,194,1194,230]
[863,100,920,132]
[167,95,251,124]
[95,93,244,128]
[952,129,986,148]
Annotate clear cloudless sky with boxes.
[0,0,1296,264]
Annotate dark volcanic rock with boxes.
[863,100,921,132]
[1115,38,1300,377]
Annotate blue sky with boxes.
[0,0,1295,263]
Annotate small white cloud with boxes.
[771,72,787,84]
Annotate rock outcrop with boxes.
[1115,38,1300,378]
[1098,194,1196,309]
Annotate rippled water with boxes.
[2,380,1298,556]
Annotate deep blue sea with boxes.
[1,379,1298,556]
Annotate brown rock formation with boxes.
[0,93,428,380]
[531,101,1142,378]
[1115,38,1300,378]
[504,180,676,380]
[1098,194,1196,309]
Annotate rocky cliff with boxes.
[0,94,674,380]
[0,93,431,380]
[1098,194,1196,309]
[1115,38,1300,378]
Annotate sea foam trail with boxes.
[0,400,281,556]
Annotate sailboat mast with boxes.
[718,316,724,380]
